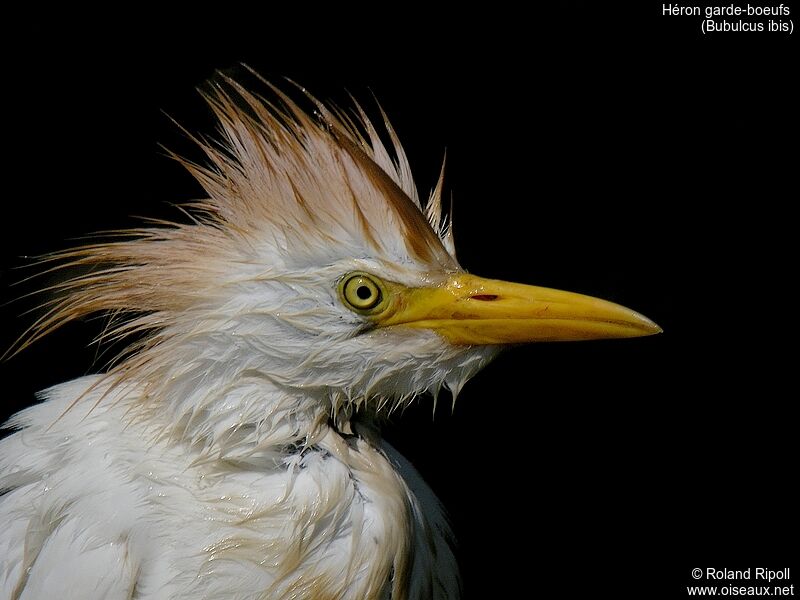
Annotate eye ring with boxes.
[340,272,385,313]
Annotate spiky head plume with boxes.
[9,75,496,438]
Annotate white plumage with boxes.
[0,76,658,599]
[2,375,464,599]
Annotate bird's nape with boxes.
[0,75,659,600]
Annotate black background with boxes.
[1,3,796,598]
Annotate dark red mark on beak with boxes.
[469,294,499,301]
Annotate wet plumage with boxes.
[0,76,659,599]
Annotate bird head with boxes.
[14,77,660,434]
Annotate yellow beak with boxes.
[378,273,661,345]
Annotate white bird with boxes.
[0,77,660,600]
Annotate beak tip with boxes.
[636,315,663,336]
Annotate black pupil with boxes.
[356,285,372,300]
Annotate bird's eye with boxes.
[340,272,385,314]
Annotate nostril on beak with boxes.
[469,294,498,301]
